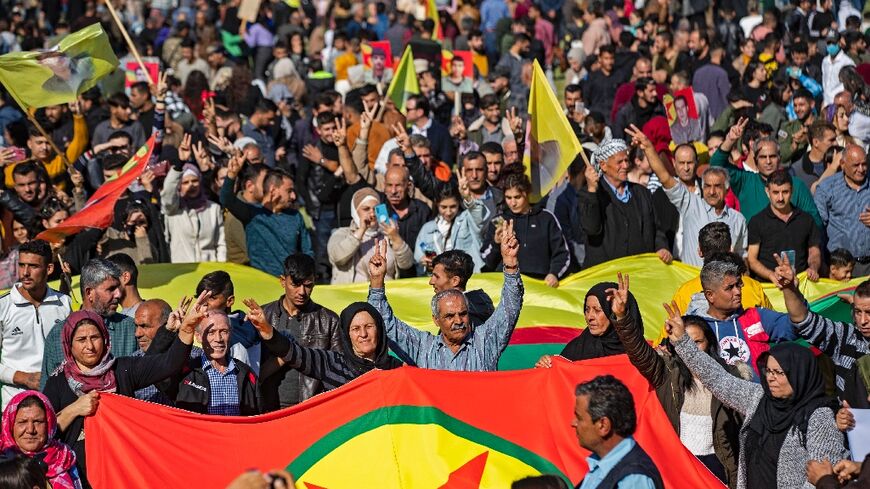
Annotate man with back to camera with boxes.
[573,375,664,489]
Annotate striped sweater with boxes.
[795,310,870,408]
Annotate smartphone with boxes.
[9,147,25,161]
[780,249,796,273]
[375,203,390,224]
[575,101,584,114]
[492,216,505,229]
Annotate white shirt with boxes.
[0,285,72,409]
[822,51,856,106]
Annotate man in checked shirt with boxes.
[367,219,523,371]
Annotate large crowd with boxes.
[0,0,868,487]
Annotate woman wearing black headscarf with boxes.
[535,279,642,367]
[244,299,403,390]
[665,303,848,489]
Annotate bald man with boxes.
[132,299,174,404]
[382,166,432,277]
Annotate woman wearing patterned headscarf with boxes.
[327,187,414,284]
[42,305,201,487]
[1,390,81,488]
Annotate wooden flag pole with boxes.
[102,0,154,85]
[24,111,70,167]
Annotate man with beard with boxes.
[40,258,138,388]
[0,240,71,408]
[91,93,146,149]
[480,142,505,188]
[778,88,816,165]
[225,164,267,265]
[297,111,345,281]
[241,99,281,168]
[257,253,340,410]
[629,125,747,266]
[613,78,664,139]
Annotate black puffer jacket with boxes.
[479,205,570,280]
[170,353,260,416]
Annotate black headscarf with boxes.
[560,282,643,361]
[745,343,839,489]
[338,302,402,376]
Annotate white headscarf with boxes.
[591,138,628,172]
[350,188,381,238]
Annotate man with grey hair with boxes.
[132,299,175,404]
[40,258,139,388]
[690,258,796,380]
[625,125,747,267]
[578,137,671,267]
[367,220,522,371]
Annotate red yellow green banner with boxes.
[84,355,725,488]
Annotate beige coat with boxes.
[327,226,413,284]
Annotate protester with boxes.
[572,375,665,488]
[255,253,340,410]
[43,303,199,485]
[368,220,521,371]
[131,299,175,405]
[414,184,485,274]
[0,240,71,409]
[0,390,82,488]
[246,299,402,391]
[666,302,848,489]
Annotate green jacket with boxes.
[710,149,822,227]
[777,118,807,165]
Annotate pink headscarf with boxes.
[61,311,117,396]
[1,390,78,489]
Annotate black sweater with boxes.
[42,336,192,488]
[578,180,667,268]
[479,206,570,279]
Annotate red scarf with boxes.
[61,310,117,396]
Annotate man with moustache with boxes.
[382,166,431,277]
[40,258,138,388]
[0,240,71,408]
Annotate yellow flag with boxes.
[523,60,582,202]
[386,46,420,114]
[0,23,118,110]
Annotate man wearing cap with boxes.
[578,138,672,267]
[207,44,234,86]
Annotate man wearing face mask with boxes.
[822,31,855,107]
[368,219,523,371]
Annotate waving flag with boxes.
[386,46,420,114]
[427,0,444,42]
[85,355,725,488]
[36,135,155,243]
[523,60,582,202]
[0,23,118,110]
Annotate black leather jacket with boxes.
[259,297,341,411]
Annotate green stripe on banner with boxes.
[498,344,565,371]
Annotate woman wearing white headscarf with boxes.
[160,137,226,263]
[327,187,414,284]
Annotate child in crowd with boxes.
[829,249,855,282]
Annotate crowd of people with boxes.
[0,0,868,486]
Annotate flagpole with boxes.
[102,0,154,85]
[24,111,70,167]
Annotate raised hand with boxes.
[449,115,466,140]
[625,124,652,153]
[771,252,796,290]
[605,272,630,319]
[725,117,749,147]
[361,103,377,137]
[193,141,215,172]
[139,168,156,193]
[153,71,169,101]
[333,117,348,147]
[392,122,410,154]
[69,166,85,191]
[181,290,212,332]
[506,107,523,136]
[227,153,244,180]
[663,301,685,341]
[500,218,519,269]
[584,161,600,192]
[368,238,388,287]
[167,296,193,332]
[456,167,471,200]
[178,133,193,162]
[380,217,400,241]
[243,298,273,339]
[207,133,234,155]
